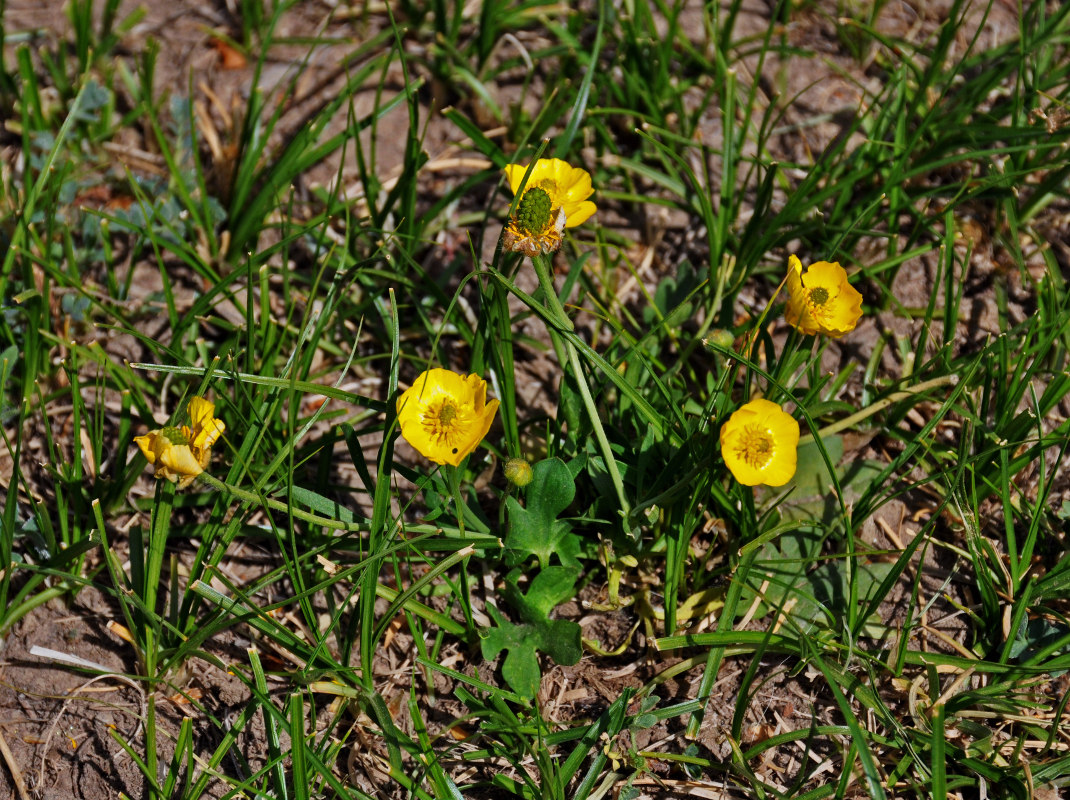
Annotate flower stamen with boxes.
[421,400,462,446]
[736,426,775,469]
[438,401,458,426]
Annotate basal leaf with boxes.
[480,567,583,697]
[504,566,581,620]
[481,605,542,699]
[504,458,581,569]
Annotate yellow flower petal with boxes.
[561,199,596,228]
[555,166,597,227]
[504,162,533,197]
[158,441,205,485]
[784,256,863,338]
[134,432,160,465]
[396,368,499,467]
[719,398,799,487]
[188,396,226,451]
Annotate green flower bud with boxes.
[504,457,533,487]
[702,329,735,351]
[643,504,660,526]
[515,187,553,235]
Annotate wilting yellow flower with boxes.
[502,158,596,256]
[396,369,499,467]
[719,398,799,487]
[784,255,863,338]
[135,396,226,489]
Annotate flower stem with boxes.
[531,254,633,531]
[444,464,475,630]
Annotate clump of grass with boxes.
[1,1,1070,798]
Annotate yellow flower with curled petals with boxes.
[502,158,596,257]
[396,369,499,467]
[135,396,226,489]
[784,255,863,338]
[719,398,799,487]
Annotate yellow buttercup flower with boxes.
[396,369,499,467]
[784,255,863,338]
[135,396,226,489]
[502,158,596,257]
[719,398,799,487]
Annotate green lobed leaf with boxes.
[504,457,581,569]
[480,567,583,698]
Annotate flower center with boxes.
[161,426,190,446]
[736,425,775,469]
[808,287,830,306]
[423,400,464,445]
[516,187,553,234]
[438,401,457,426]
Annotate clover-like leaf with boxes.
[504,457,581,569]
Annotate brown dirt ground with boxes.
[1,0,1068,798]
